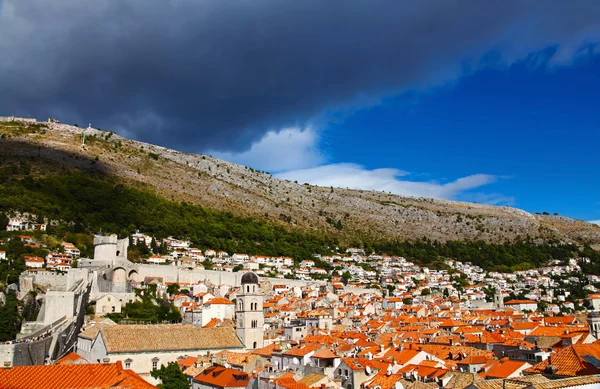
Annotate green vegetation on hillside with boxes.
[0,290,20,342]
[0,164,337,261]
[370,238,600,273]
[1,162,599,273]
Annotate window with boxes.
[125,359,132,369]
[152,358,159,370]
[112,306,116,312]
[253,342,257,349]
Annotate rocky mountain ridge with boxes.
[1,117,599,245]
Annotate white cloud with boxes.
[275,163,504,201]
[210,127,325,173]
[213,128,512,204]
[590,220,600,226]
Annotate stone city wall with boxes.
[0,117,38,123]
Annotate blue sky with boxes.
[216,51,600,223]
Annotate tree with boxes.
[166,283,180,295]
[0,214,9,230]
[233,264,243,272]
[151,362,189,389]
[0,290,21,342]
[341,271,351,285]
[150,237,158,254]
[421,288,431,296]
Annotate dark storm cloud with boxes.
[0,1,599,151]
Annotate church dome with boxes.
[241,272,259,285]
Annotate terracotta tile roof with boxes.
[205,297,235,305]
[544,316,577,325]
[193,365,249,388]
[527,326,587,338]
[467,379,530,389]
[252,343,281,357]
[283,343,322,357]
[505,300,537,305]
[274,376,311,389]
[55,352,85,365]
[484,359,529,379]
[215,350,257,366]
[524,344,600,377]
[362,370,405,389]
[341,358,387,371]
[203,318,221,328]
[510,322,539,331]
[442,371,484,389]
[458,355,489,365]
[177,356,198,368]
[311,349,338,359]
[530,375,600,388]
[98,325,243,353]
[0,362,155,389]
[298,373,327,387]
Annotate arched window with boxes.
[238,299,243,311]
[247,286,250,293]
[253,342,257,349]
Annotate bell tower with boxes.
[587,312,600,340]
[236,272,264,349]
[494,288,504,310]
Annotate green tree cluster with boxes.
[151,362,189,389]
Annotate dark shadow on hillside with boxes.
[0,138,112,176]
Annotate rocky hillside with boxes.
[1,117,599,245]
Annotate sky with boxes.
[0,1,599,222]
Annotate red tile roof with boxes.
[205,297,235,305]
[524,344,600,377]
[193,364,249,388]
[0,362,155,389]
[55,352,85,365]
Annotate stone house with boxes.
[76,325,244,384]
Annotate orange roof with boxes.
[458,355,489,365]
[504,299,537,305]
[177,356,198,368]
[252,343,282,358]
[524,344,600,377]
[510,322,538,330]
[205,297,234,305]
[484,359,529,379]
[311,349,339,359]
[194,365,249,387]
[55,352,85,365]
[283,343,322,357]
[527,326,587,338]
[0,362,155,389]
